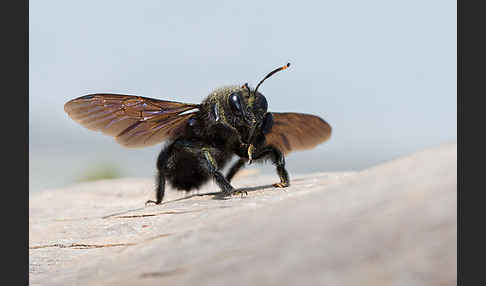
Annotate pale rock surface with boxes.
[29,143,456,285]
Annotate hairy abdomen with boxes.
[163,139,233,191]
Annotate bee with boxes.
[64,63,332,204]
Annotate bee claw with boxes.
[272,182,289,188]
[221,189,248,198]
[145,200,159,206]
[236,190,248,197]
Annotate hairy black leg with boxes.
[252,145,290,188]
[225,158,247,182]
[233,142,289,187]
[202,149,247,197]
[146,148,169,205]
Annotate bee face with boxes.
[225,86,271,137]
[228,88,267,121]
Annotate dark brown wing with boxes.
[64,93,199,148]
[265,112,332,155]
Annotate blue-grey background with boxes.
[29,0,456,193]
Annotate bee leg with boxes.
[252,146,290,188]
[202,149,247,197]
[146,148,169,205]
[225,158,247,182]
[145,172,166,205]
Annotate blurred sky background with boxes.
[29,0,456,193]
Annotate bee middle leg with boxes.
[202,149,247,197]
[225,158,247,182]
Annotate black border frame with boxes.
[18,0,470,284]
[6,0,29,285]
[458,0,485,284]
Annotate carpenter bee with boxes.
[64,63,332,204]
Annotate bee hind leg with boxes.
[146,147,169,205]
[145,172,165,205]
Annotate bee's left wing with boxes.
[64,94,199,148]
[264,112,332,155]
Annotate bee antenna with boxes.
[254,63,291,95]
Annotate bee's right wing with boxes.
[265,112,332,155]
[64,94,199,148]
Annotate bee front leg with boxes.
[251,145,290,188]
[202,149,247,197]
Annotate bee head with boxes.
[244,63,290,143]
[213,63,290,143]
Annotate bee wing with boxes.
[64,93,199,148]
[265,112,332,155]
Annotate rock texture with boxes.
[29,143,456,286]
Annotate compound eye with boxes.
[229,92,243,114]
[259,95,268,112]
[262,112,273,134]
